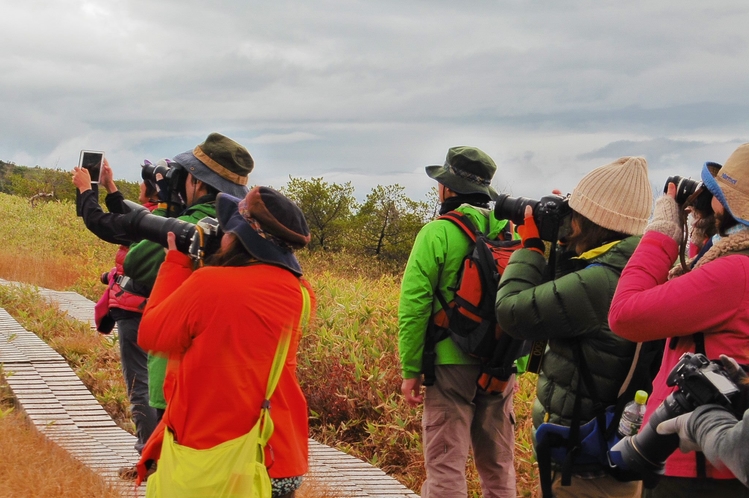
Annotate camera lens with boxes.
[664,176,703,206]
[608,392,687,487]
[122,207,196,253]
[494,194,539,227]
[141,162,170,182]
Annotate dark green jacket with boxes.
[123,198,217,409]
[495,236,641,429]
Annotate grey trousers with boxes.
[421,364,516,498]
[110,308,158,455]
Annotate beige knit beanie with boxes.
[568,156,653,235]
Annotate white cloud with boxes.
[0,1,748,201]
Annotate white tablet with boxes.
[79,150,104,183]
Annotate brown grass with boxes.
[0,193,542,496]
[297,477,345,498]
[0,413,121,498]
[0,380,120,498]
[0,253,83,291]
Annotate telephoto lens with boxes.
[608,353,740,488]
[123,206,197,253]
[494,193,571,242]
[119,203,222,262]
[494,194,539,227]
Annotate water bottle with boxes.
[617,390,648,438]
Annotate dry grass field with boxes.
[0,193,540,497]
[0,377,121,498]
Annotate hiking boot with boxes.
[118,465,138,480]
[118,462,156,481]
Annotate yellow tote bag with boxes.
[146,285,311,498]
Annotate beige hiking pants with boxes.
[421,364,516,498]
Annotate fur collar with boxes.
[694,229,749,269]
[669,230,749,279]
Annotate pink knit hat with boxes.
[569,157,653,235]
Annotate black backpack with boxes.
[421,210,530,394]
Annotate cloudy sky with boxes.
[2,0,748,202]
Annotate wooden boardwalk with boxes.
[0,306,144,497]
[0,280,419,498]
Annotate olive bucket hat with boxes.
[426,146,499,200]
[172,132,254,198]
[702,143,749,225]
[216,187,311,276]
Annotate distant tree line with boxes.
[1,161,439,263]
[283,177,438,263]
[0,160,141,204]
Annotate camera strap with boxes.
[114,275,151,298]
[692,332,708,479]
[666,332,709,477]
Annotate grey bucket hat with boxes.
[426,146,499,200]
[172,132,253,198]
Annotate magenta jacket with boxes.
[609,230,749,479]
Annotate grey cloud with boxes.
[578,139,709,165]
[472,103,749,134]
[1,1,749,204]
[578,138,747,170]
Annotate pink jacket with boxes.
[107,201,159,313]
[107,245,148,312]
[609,231,749,479]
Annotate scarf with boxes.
[439,193,491,215]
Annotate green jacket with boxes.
[124,198,217,409]
[495,236,641,429]
[398,204,512,379]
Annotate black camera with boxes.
[664,175,713,214]
[121,202,222,261]
[494,193,572,242]
[141,159,187,217]
[141,159,173,183]
[608,353,740,487]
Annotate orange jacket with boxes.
[137,250,314,480]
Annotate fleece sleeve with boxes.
[689,405,749,487]
[609,232,749,342]
[398,223,448,378]
[138,250,201,354]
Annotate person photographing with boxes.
[609,143,749,497]
[495,157,654,498]
[135,186,315,498]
